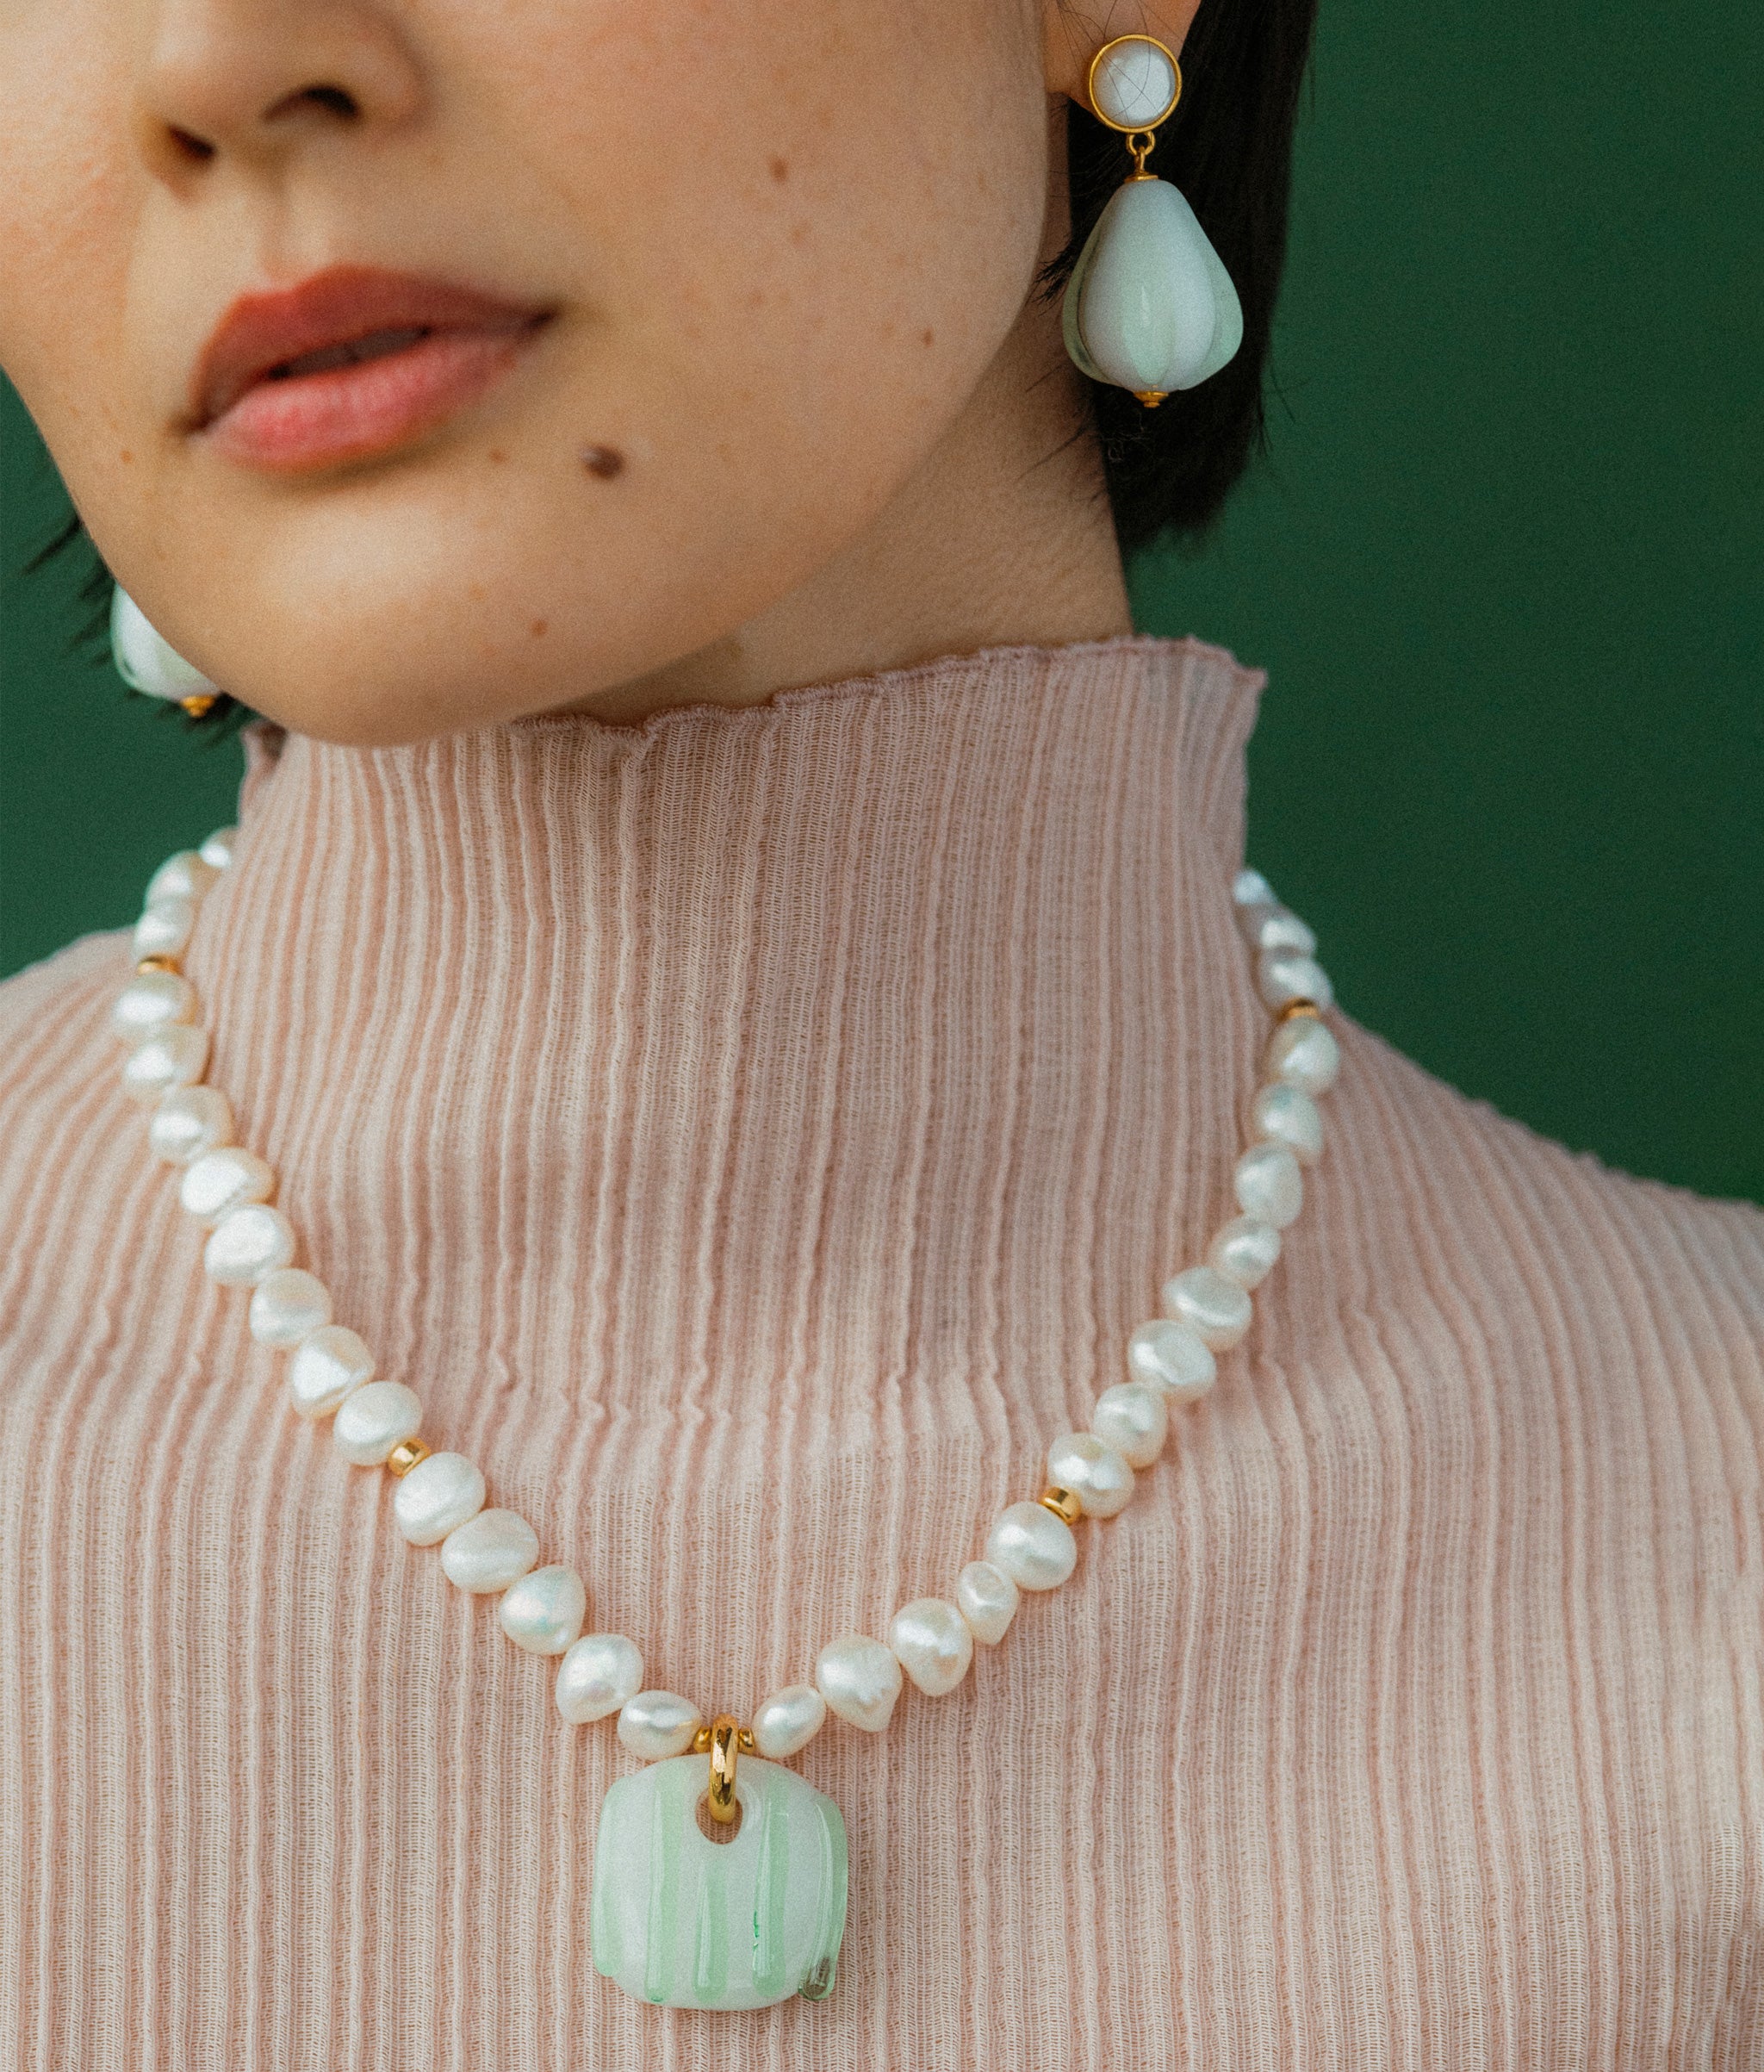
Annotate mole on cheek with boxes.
[530,619,549,638]
[580,445,625,480]
[488,447,509,464]
[768,156,789,184]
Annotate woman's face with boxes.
[0,0,1117,743]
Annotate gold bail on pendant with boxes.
[694,1714,754,1824]
[708,1715,739,1822]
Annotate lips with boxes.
[189,264,554,471]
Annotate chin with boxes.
[233,641,548,748]
[221,598,679,748]
[200,557,577,746]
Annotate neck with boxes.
[203,638,1266,1437]
[563,113,1130,727]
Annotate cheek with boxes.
[245,6,1048,743]
[0,21,135,453]
[505,0,1049,544]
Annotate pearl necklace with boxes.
[115,825,1341,2012]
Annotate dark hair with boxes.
[1046,0,1320,554]
[29,0,1318,726]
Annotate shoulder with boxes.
[0,927,137,1226]
[0,927,130,1092]
[1292,1013,1761,1734]
[1315,1011,1763,1400]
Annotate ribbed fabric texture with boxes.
[1,635,1760,2069]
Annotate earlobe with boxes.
[1040,1,1202,102]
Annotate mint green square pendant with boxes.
[590,1754,848,2010]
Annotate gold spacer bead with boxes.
[180,693,217,719]
[1132,389,1167,408]
[136,955,181,976]
[1277,999,1323,1023]
[386,1437,430,1478]
[738,1728,755,1753]
[1038,1485,1084,1526]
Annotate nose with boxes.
[135,0,423,184]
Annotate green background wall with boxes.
[3,2,1760,1203]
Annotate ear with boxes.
[1040,3,1205,106]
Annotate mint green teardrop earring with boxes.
[1062,34,1243,407]
[109,585,221,718]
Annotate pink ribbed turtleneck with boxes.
[1,636,1760,2069]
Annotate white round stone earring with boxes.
[1062,34,1244,407]
[110,585,222,718]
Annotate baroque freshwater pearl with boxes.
[288,1323,374,1417]
[1257,949,1334,1014]
[143,847,218,908]
[498,1564,587,1653]
[440,1509,538,1593]
[203,1203,296,1285]
[955,1559,1019,1645]
[1047,1432,1134,1517]
[556,1633,644,1724]
[134,896,195,963]
[752,1683,826,1758]
[985,1502,1078,1590]
[886,1597,973,1696]
[1245,907,1317,958]
[394,1451,485,1545]
[815,1632,903,1732]
[617,1689,703,1759]
[110,969,196,1046]
[1253,1081,1325,1166]
[1063,176,1243,396]
[179,1147,274,1225]
[1163,1265,1253,1350]
[1090,1380,1168,1467]
[1208,1214,1282,1291]
[332,1379,422,1465]
[1127,1316,1217,1401]
[248,1266,332,1348]
[147,1086,233,1166]
[198,826,238,871]
[121,1024,208,1104]
[1233,868,1279,943]
[1234,1142,1304,1228]
[1265,1015,1341,1097]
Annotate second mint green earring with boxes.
[110,585,221,718]
[1062,34,1243,406]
